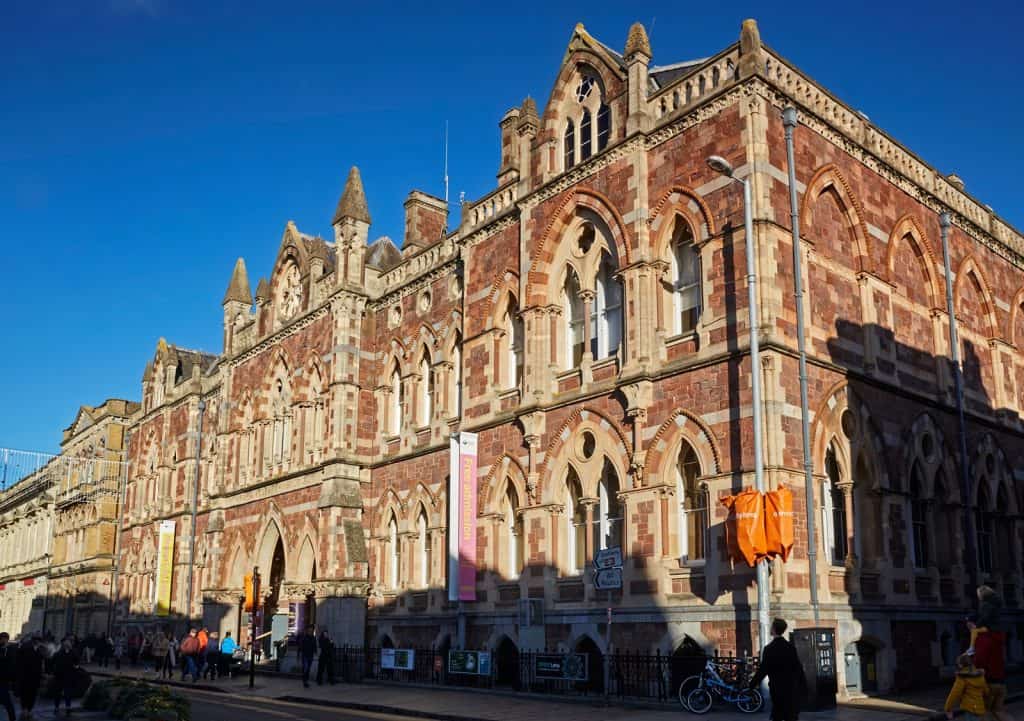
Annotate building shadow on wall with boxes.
[824,319,1021,696]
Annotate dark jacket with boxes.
[751,636,806,721]
[975,594,1003,630]
[318,635,334,658]
[974,630,1006,683]
[299,634,317,659]
[0,643,16,685]
[51,648,79,683]
[17,642,44,686]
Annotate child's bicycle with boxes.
[680,658,763,714]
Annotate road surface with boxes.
[179,687,420,721]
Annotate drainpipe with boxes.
[186,399,206,623]
[782,107,820,624]
[939,213,977,593]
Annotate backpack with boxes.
[180,636,199,656]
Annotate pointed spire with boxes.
[738,19,766,78]
[625,22,651,59]
[222,257,252,306]
[333,166,372,225]
[255,277,270,302]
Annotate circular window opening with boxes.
[390,305,402,327]
[840,410,856,439]
[579,431,596,460]
[419,290,432,313]
[449,274,462,301]
[921,433,934,460]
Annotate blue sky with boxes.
[2,0,1021,453]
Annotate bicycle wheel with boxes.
[677,675,700,710]
[687,687,713,714]
[736,687,763,713]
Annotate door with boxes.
[844,644,861,695]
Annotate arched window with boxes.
[306,371,324,459]
[910,462,929,569]
[272,378,290,464]
[563,268,585,369]
[677,441,707,562]
[387,513,400,589]
[823,446,848,566]
[580,109,592,161]
[416,508,430,588]
[504,485,523,578]
[670,219,701,335]
[563,119,576,170]
[977,485,993,574]
[504,297,524,389]
[389,364,402,436]
[593,254,623,360]
[598,460,622,552]
[418,352,433,427]
[596,103,610,151]
[565,468,586,575]
[995,484,1014,572]
[451,335,462,417]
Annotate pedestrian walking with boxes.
[0,633,17,721]
[151,631,169,679]
[203,632,220,680]
[113,633,125,671]
[944,652,988,721]
[974,630,1016,721]
[218,632,237,679]
[16,636,44,720]
[163,634,178,681]
[749,618,806,721]
[51,639,79,719]
[316,630,336,685]
[299,627,317,689]
[179,629,200,682]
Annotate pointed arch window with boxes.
[580,109,592,161]
[670,219,701,335]
[450,335,463,417]
[418,352,433,427]
[677,441,707,562]
[823,446,848,566]
[389,364,402,436]
[504,484,524,578]
[995,484,1014,572]
[565,468,586,575]
[563,268,585,369]
[977,485,993,574]
[598,460,622,552]
[563,119,576,170]
[910,462,929,569]
[504,297,524,389]
[596,103,610,151]
[387,513,400,590]
[592,254,623,360]
[416,508,430,588]
[306,371,324,460]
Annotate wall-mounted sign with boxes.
[594,566,623,591]
[381,648,415,671]
[449,650,491,676]
[533,653,588,681]
[594,546,622,570]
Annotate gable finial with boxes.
[625,21,651,60]
[333,166,372,225]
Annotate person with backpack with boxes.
[203,632,220,681]
[179,629,200,682]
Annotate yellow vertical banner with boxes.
[155,520,176,616]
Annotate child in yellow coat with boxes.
[945,653,989,721]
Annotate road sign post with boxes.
[593,546,622,701]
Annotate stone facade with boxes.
[0,464,54,636]
[113,19,1024,695]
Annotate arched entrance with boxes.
[575,636,603,693]
[261,537,286,660]
[495,636,520,688]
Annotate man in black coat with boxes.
[0,633,16,721]
[316,630,336,685]
[750,618,806,721]
[299,627,318,689]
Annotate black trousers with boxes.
[0,684,14,721]
[316,654,335,684]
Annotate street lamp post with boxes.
[706,155,771,653]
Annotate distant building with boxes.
[114,18,1024,696]
[0,463,53,637]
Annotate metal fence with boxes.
[330,645,756,704]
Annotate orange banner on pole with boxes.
[243,573,254,612]
[721,489,767,567]
[764,486,795,562]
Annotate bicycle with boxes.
[685,659,763,714]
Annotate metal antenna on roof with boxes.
[443,121,450,205]
[649,17,656,45]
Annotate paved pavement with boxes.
[85,663,1021,721]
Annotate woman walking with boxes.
[15,637,44,720]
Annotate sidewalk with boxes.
[85,663,1018,721]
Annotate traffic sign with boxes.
[594,566,622,590]
[594,546,623,570]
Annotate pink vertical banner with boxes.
[457,432,478,601]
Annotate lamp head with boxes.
[706,155,734,177]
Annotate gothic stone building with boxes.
[116,20,1024,695]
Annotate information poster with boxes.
[449,650,491,676]
[154,520,176,616]
[381,648,415,670]
[448,432,478,602]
